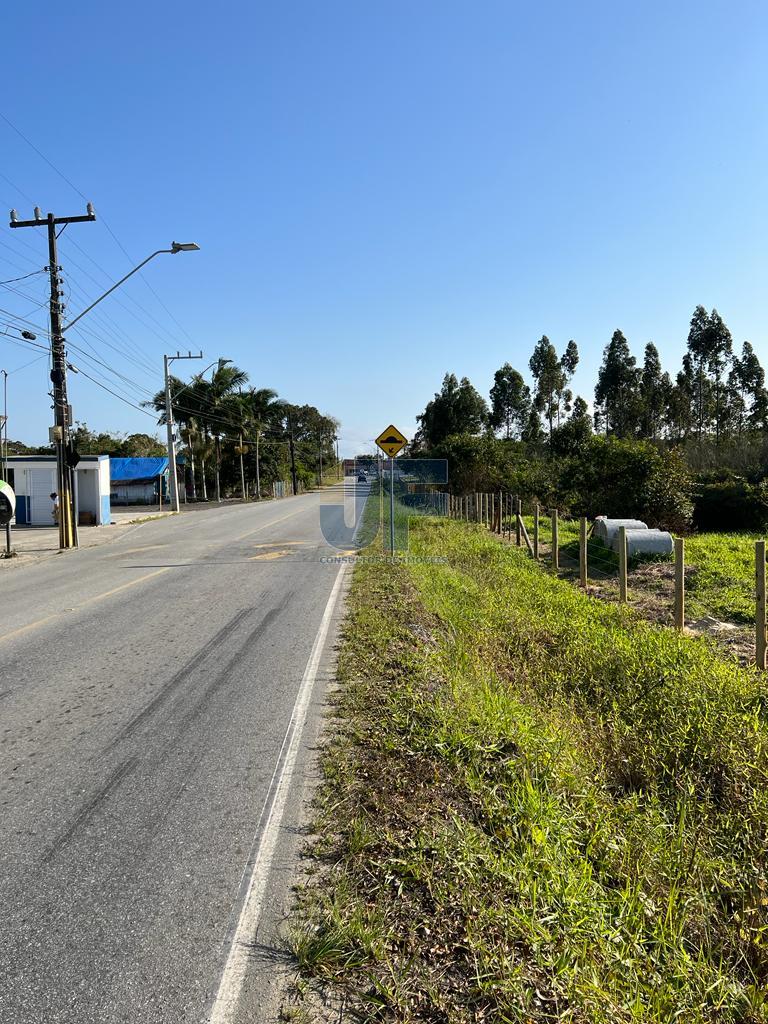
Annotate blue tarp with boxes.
[110,457,169,483]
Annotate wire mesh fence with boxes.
[437,491,764,667]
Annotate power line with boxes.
[0,306,49,335]
[5,352,48,375]
[71,364,158,418]
[0,111,197,354]
[0,332,50,353]
[0,112,88,202]
[0,269,45,286]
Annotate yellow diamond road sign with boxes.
[375,424,408,458]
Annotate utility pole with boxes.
[164,351,203,512]
[318,431,323,487]
[336,436,340,480]
[1,368,7,480]
[10,205,96,549]
[288,416,298,496]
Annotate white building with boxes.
[3,455,111,526]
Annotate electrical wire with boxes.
[0,111,197,354]
[0,306,49,335]
[0,269,45,286]
[0,333,50,353]
[5,352,48,374]
[70,365,158,418]
[57,237,178,362]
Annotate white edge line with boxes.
[208,561,348,1024]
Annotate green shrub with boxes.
[693,475,768,532]
[559,436,694,531]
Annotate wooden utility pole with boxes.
[10,205,96,548]
[533,503,540,559]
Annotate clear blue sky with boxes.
[1,1,766,456]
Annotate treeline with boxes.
[148,358,339,500]
[411,305,768,531]
[415,305,766,452]
[10,358,340,501]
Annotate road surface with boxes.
[0,481,368,1023]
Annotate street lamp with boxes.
[64,242,200,331]
[61,242,201,519]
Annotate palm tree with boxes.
[196,360,249,501]
[248,387,279,499]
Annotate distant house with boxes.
[110,457,169,505]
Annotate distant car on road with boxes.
[357,472,367,483]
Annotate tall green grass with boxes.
[685,532,760,624]
[297,518,768,1022]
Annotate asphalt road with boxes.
[0,481,369,1024]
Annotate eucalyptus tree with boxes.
[528,337,578,436]
[686,305,733,441]
[638,343,671,440]
[489,363,531,439]
[728,341,768,435]
[415,373,489,448]
[594,330,641,438]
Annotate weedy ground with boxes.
[520,516,760,641]
[293,515,768,1023]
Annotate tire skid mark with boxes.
[170,591,295,736]
[103,606,259,752]
[41,756,139,864]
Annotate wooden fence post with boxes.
[619,525,628,603]
[579,517,588,588]
[533,503,540,559]
[757,540,767,669]
[515,497,522,547]
[551,509,559,570]
[497,491,502,534]
[674,537,685,630]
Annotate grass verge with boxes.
[294,517,768,1023]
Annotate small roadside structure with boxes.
[110,457,169,505]
[4,454,110,526]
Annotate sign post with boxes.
[0,479,16,558]
[375,424,408,555]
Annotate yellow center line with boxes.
[1,506,316,644]
[0,568,171,645]
[230,506,313,544]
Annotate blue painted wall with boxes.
[15,495,28,525]
[100,495,111,525]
